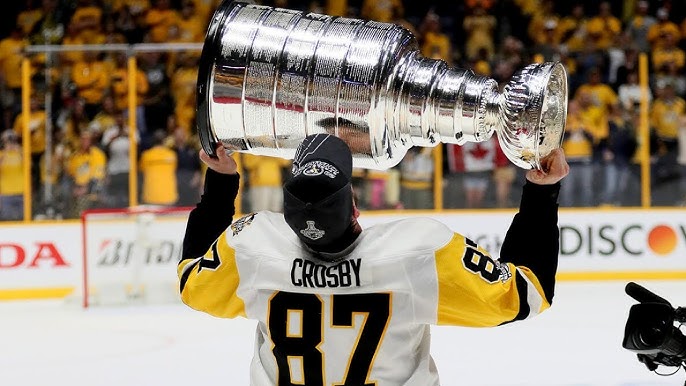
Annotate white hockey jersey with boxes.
[178,211,550,386]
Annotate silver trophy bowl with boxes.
[197,1,567,169]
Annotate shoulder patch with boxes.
[231,213,257,236]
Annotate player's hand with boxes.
[199,144,238,175]
[526,148,569,185]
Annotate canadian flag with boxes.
[446,137,510,173]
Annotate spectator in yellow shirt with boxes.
[462,5,496,61]
[652,33,685,75]
[647,8,681,50]
[66,130,107,217]
[0,131,24,220]
[71,51,112,119]
[0,26,27,129]
[70,0,103,44]
[13,97,47,192]
[420,12,453,63]
[242,153,290,212]
[555,4,588,52]
[88,96,118,142]
[527,0,559,46]
[575,67,619,116]
[561,100,594,207]
[585,2,621,50]
[145,0,180,43]
[139,130,178,205]
[651,82,685,151]
[577,89,610,145]
[651,83,684,201]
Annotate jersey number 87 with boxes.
[268,292,391,386]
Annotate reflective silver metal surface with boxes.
[197,1,568,169]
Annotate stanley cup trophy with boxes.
[197,1,568,170]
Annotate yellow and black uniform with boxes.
[71,59,111,107]
[578,104,609,146]
[112,66,149,111]
[0,35,27,90]
[562,113,594,161]
[178,168,560,385]
[139,144,178,205]
[463,13,497,60]
[585,15,622,50]
[651,97,686,141]
[574,83,618,115]
[13,109,47,155]
[66,146,107,187]
[647,21,681,50]
[0,146,23,195]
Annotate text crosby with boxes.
[290,258,362,288]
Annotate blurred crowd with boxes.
[0,0,685,221]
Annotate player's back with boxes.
[226,211,456,386]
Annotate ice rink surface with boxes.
[3,281,686,386]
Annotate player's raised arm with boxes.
[434,149,568,327]
[498,148,569,305]
[181,144,239,261]
[178,144,245,318]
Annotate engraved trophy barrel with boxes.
[197,1,567,169]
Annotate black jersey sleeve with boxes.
[181,169,240,261]
[498,180,560,304]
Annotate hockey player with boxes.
[178,134,569,385]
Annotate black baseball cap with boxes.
[283,134,354,249]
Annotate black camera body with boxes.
[622,282,686,373]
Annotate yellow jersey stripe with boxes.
[435,233,521,327]
[178,232,246,318]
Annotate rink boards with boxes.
[1,208,686,300]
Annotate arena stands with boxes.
[1,0,685,221]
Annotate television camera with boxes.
[622,282,686,382]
